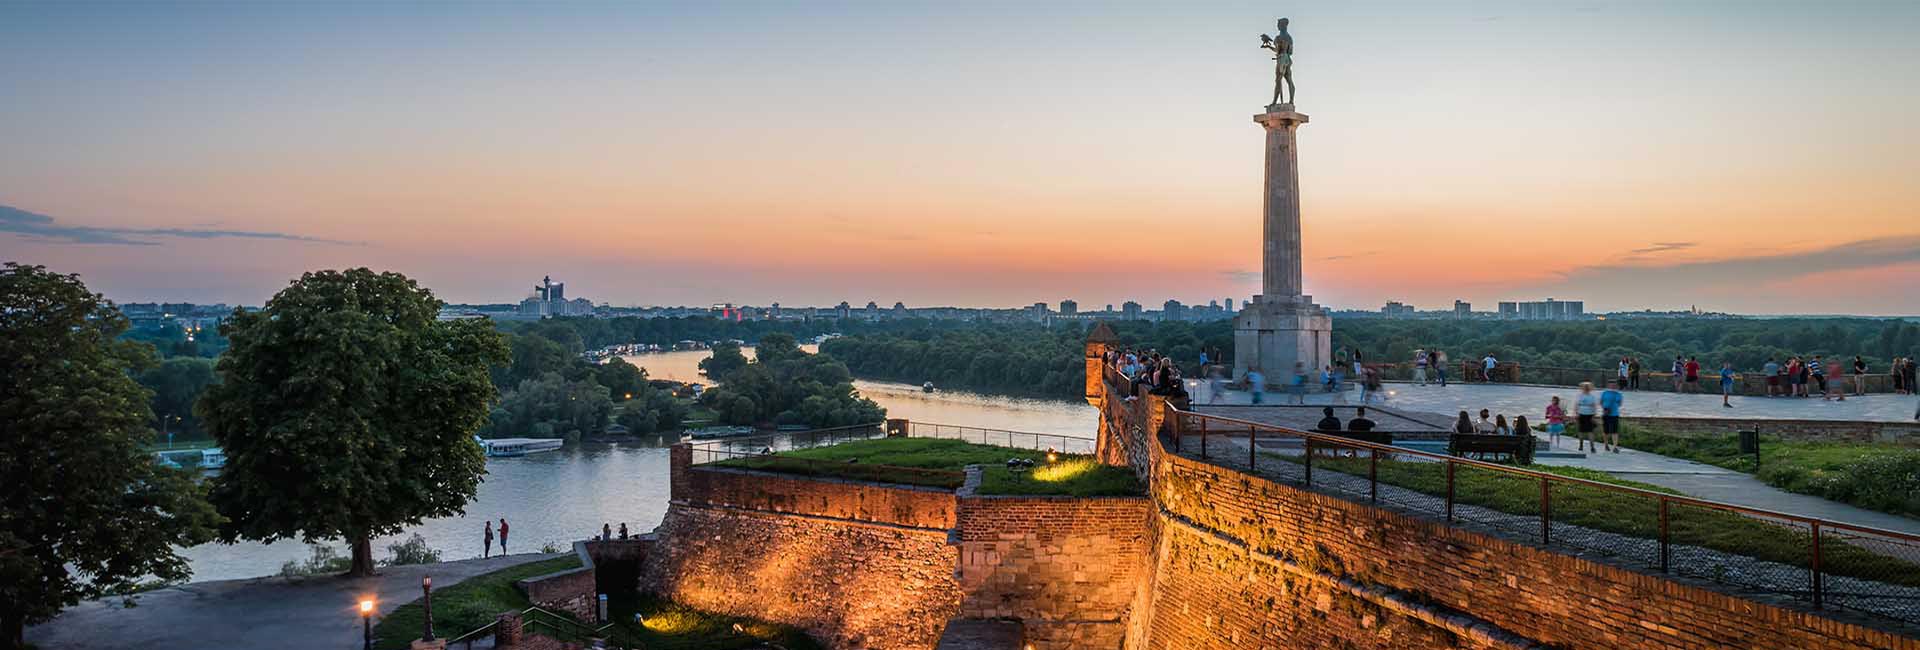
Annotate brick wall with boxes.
[640,503,962,650]
[517,563,597,622]
[954,495,1151,649]
[1623,415,1920,445]
[1094,375,1920,650]
[678,464,957,529]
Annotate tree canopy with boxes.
[698,337,884,427]
[199,268,508,576]
[0,263,219,647]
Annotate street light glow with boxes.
[359,598,374,616]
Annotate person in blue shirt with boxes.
[1599,380,1625,453]
[1719,362,1737,409]
[1246,368,1266,405]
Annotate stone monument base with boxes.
[1232,294,1332,386]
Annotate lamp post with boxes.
[359,598,375,650]
[421,575,435,641]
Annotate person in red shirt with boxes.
[1683,357,1701,393]
[498,518,509,554]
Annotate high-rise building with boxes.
[1383,301,1415,317]
[1225,298,1235,311]
[1030,302,1049,321]
[1453,300,1472,318]
[1504,298,1589,321]
[1498,302,1518,319]
[835,301,852,319]
[1162,299,1187,321]
[1122,301,1143,320]
[1059,299,1078,315]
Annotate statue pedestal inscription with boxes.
[1234,100,1331,385]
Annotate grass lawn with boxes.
[372,556,582,649]
[1265,451,1920,588]
[1618,426,1920,518]
[715,437,1143,496]
[604,592,824,650]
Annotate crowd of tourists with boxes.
[1451,379,1628,453]
[1106,346,1189,401]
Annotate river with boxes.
[178,346,1095,581]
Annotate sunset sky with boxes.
[2,1,1917,314]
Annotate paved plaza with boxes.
[26,553,561,650]
[1190,378,1920,423]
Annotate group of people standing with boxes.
[1108,347,1188,401]
[1455,379,1626,454]
[481,517,509,557]
[1896,357,1920,396]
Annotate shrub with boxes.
[279,544,352,577]
[384,533,442,566]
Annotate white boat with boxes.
[685,426,755,440]
[479,437,565,457]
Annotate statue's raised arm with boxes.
[1262,18,1296,107]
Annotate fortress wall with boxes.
[954,495,1152,649]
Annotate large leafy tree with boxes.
[200,269,508,576]
[0,264,219,648]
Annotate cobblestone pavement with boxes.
[26,553,563,650]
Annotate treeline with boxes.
[819,317,1920,400]
[823,320,1233,399]
[694,333,885,427]
[1332,318,1920,373]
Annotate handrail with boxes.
[1165,402,1920,542]
[683,422,886,453]
[698,446,967,484]
[908,420,1096,442]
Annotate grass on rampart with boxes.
[1265,451,1920,588]
[1617,426,1920,518]
[715,437,1142,496]
[372,556,821,650]
[372,555,581,649]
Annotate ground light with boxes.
[359,598,375,650]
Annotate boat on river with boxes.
[684,425,755,440]
[479,437,565,457]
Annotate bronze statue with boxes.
[1260,18,1295,106]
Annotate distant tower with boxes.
[1059,299,1078,315]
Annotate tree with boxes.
[199,269,508,577]
[594,357,648,400]
[137,356,219,440]
[700,341,748,378]
[482,373,614,442]
[0,264,219,648]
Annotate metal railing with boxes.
[684,423,888,465]
[1157,398,1920,624]
[686,422,966,487]
[906,421,1097,454]
[445,605,621,650]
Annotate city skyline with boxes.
[4,2,1919,315]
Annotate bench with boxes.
[1449,433,1534,464]
[1309,430,1393,456]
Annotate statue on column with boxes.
[1260,18,1295,107]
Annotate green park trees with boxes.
[0,264,219,649]
[199,269,508,577]
[699,333,884,427]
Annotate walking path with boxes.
[25,552,561,650]
[1191,379,1920,422]
[1185,379,1920,536]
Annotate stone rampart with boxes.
[954,495,1150,649]
[678,464,957,529]
[1623,415,1920,445]
[1088,361,1920,650]
[516,543,597,622]
[641,503,962,650]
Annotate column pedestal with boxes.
[1233,294,1331,386]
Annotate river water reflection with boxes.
[179,346,1094,581]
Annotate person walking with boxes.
[1290,361,1309,405]
[1482,353,1499,383]
[1853,356,1869,396]
[1719,362,1736,408]
[1544,396,1568,446]
[498,518,510,554]
[1574,382,1599,452]
[1247,367,1266,405]
[1600,380,1625,452]
[1683,356,1701,394]
[1207,364,1228,405]
[1435,350,1450,386]
[1763,357,1781,397]
[1414,348,1429,386]
[1811,355,1828,396]
[483,521,494,558]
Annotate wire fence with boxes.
[1162,403,1920,625]
[905,421,1097,454]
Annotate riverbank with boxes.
[26,553,562,650]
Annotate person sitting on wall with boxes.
[1347,407,1376,433]
[1315,407,1343,433]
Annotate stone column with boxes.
[1256,106,1309,300]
